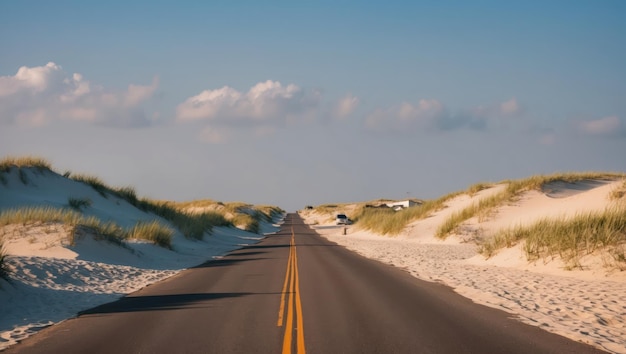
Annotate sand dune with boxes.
[302,179,626,353]
[0,166,282,350]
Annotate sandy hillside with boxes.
[0,165,283,350]
[301,178,626,353]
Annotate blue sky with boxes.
[1,1,625,211]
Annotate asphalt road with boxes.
[5,213,605,353]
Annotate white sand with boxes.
[0,167,282,350]
[302,180,626,354]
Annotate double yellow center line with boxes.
[277,227,306,354]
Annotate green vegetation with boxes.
[71,174,110,198]
[0,155,281,243]
[0,207,176,249]
[0,156,52,173]
[136,199,230,239]
[0,156,53,186]
[128,221,175,249]
[65,179,231,240]
[467,182,494,196]
[167,199,283,234]
[480,206,626,269]
[68,197,92,211]
[436,172,625,239]
[232,213,259,234]
[167,199,222,210]
[0,207,126,247]
[352,192,463,235]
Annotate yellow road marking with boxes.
[279,227,306,354]
[277,235,293,326]
[294,242,306,354]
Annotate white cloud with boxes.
[333,93,359,119]
[177,80,321,142]
[0,62,159,127]
[365,99,446,133]
[576,115,622,136]
[177,80,319,122]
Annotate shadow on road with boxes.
[78,292,282,316]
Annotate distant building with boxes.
[385,200,419,211]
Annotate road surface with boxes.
[5,213,605,353]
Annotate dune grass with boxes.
[232,214,260,233]
[436,172,625,239]
[0,156,52,173]
[0,156,53,186]
[65,178,231,240]
[0,239,9,281]
[128,221,175,249]
[1,155,278,240]
[71,174,110,198]
[354,192,463,235]
[68,197,92,211]
[0,207,175,248]
[167,199,223,210]
[136,199,231,239]
[610,180,626,200]
[480,205,626,269]
[166,199,282,234]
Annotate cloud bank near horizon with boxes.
[0,62,159,128]
[1,62,623,143]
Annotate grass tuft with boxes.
[609,180,626,200]
[0,239,10,282]
[0,207,175,249]
[71,174,110,198]
[0,156,52,173]
[436,172,625,239]
[128,221,174,249]
[480,205,626,269]
[68,197,92,211]
[232,214,260,233]
[354,192,462,235]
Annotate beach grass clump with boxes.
[0,156,53,186]
[162,199,284,235]
[113,186,139,206]
[0,207,125,246]
[168,199,223,210]
[232,213,260,234]
[68,197,92,211]
[610,180,626,200]
[128,221,174,249]
[0,206,176,249]
[0,156,52,173]
[354,192,462,235]
[436,192,507,238]
[480,206,626,269]
[254,205,284,222]
[65,179,230,240]
[436,172,625,239]
[137,199,231,239]
[467,182,494,196]
[0,239,10,282]
[71,174,110,198]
